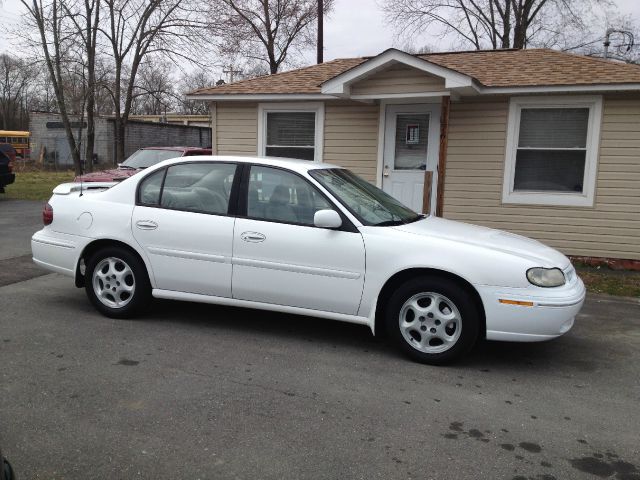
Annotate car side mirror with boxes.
[314,209,342,229]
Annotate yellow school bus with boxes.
[0,130,30,158]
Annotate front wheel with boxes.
[385,276,480,365]
[85,247,151,318]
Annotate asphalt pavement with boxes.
[1,198,639,480]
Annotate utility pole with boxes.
[317,0,323,64]
[223,65,243,83]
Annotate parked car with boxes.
[32,156,585,364]
[74,146,212,182]
[0,144,16,193]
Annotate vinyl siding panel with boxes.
[350,65,446,96]
[323,101,380,182]
[443,95,640,260]
[215,102,258,155]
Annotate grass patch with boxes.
[576,264,640,297]
[4,170,75,201]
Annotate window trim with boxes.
[257,102,325,163]
[237,163,358,232]
[502,95,603,207]
[135,161,241,218]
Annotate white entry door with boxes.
[382,103,440,213]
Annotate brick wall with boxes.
[30,113,211,168]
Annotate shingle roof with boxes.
[190,48,640,96]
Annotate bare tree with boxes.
[130,58,177,115]
[380,0,607,51]
[175,68,218,114]
[100,0,199,162]
[21,0,84,175]
[209,0,334,75]
[0,54,37,130]
[60,0,101,171]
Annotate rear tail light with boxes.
[43,203,53,225]
[7,160,13,173]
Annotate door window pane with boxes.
[160,163,237,214]
[247,166,332,225]
[266,111,315,161]
[394,114,429,170]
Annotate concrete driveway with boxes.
[1,198,639,479]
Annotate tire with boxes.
[85,246,151,319]
[385,276,480,365]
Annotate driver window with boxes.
[160,162,237,215]
[247,166,332,225]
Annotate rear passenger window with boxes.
[138,169,165,206]
[160,163,237,215]
[247,166,333,225]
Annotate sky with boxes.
[1,0,639,64]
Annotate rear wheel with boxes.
[85,247,151,318]
[385,276,480,365]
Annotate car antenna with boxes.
[79,157,84,197]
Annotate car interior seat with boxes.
[265,184,298,223]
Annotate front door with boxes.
[382,103,440,213]
[231,165,366,315]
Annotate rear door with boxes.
[132,161,239,297]
[231,165,366,315]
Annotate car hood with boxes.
[74,168,139,182]
[392,216,570,268]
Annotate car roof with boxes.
[151,155,343,174]
[140,146,211,152]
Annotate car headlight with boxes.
[526,267,565,287]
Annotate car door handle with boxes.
[240,231,266,243]
[136,220,158,230]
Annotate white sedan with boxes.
[32,156,586,364]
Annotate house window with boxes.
[258,103,324,162]
[503,96,602,207]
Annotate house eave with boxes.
[184,93,335,101]
[185,83,640,102]
[477,83,640,94]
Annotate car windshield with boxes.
[309,168,423,226]
[121,149,182,169]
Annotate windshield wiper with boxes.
[405,214,425,224]
[118,165,138,170]
[372,219,406,226]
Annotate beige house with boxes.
[187,48,640,264]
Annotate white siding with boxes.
[215,102,258,155]
[350,65,446,96]
[443,95,640,260]
[323,101,380,182]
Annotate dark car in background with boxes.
[74,146,212,183]
[0,144,16,193]
[0,447,15,480]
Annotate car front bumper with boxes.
[478,276,586,342]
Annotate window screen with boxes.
[514,107,589,193]
[265,112,315,161]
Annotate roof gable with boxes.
[321,48,475,96]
